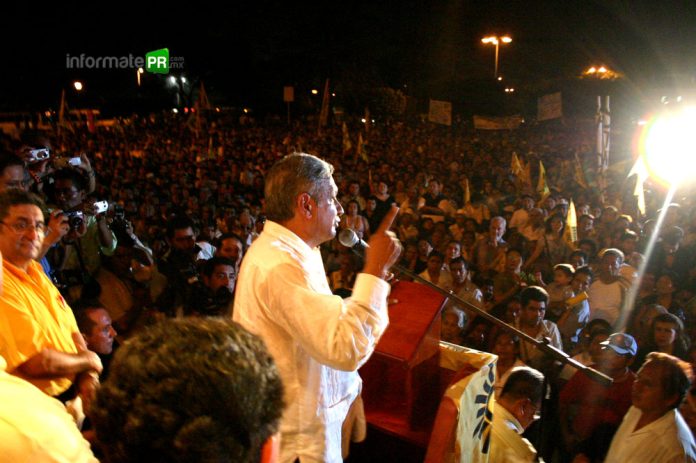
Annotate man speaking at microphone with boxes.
[234,153,401,463]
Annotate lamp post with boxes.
[481,35,512,79]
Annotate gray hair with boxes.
[264,153,334,223]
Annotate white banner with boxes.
[429,99,452,126]
[537,92,562,121]
[473,115,523,130]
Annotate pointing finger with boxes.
[376,205,399,234]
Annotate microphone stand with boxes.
[351,247,612,387]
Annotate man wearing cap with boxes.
[559,332,637,462]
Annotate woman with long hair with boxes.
[524,213,573,280]
[339,199,369,240]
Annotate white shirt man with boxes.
[234,154,400,463]
[605,353,696,463]
[588,249,626,327]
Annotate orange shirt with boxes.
[0,259,78,396]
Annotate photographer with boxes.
[186,256,236,316]
[47,169,116,300]
[155,215,203,317]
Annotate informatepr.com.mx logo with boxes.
[65,48,184,73]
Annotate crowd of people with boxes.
[0,111,695,462]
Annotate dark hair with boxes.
[264,153,333,223]
[166,215,195,239]
[74,306,106,335]
[553,263,574,278]
[0,150,24,175]
[0,189,45,221]
[650,313,688,352]
[500,366,545,404]
[216,232,244,246]
[449,256,468,270]
[573,265,593,280]
[578,239,598,257]
[545,213,566,236]
[643,352,692,409]
[520,286,549,307]
[569,249,588,264]
[92,318,284,463]
[200,256,236,277]
[52,168,87,192]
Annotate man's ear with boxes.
[260,433,280,463]
[297,193,313,219]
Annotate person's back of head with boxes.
[92,318,284,463]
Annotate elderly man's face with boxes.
[312,178,343,245]
[489,218,506,242]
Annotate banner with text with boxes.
[473,115,523,130]
[429,99,453,126]
[537,92,563,121]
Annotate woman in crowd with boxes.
[633,313,690,369]
[339,199,369,240]
[525,213,573,281]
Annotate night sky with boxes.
[2,1,695,113]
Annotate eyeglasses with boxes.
[0,220,47,235]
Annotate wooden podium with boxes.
[359,280,448,447]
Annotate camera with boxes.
[26,148,50,164]
[94,200,108,215]
[64,211,84,230]
[113,204,125,220]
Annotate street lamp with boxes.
[73,81,84,92]
[481,35,512,79]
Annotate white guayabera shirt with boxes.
[234,220,390,463]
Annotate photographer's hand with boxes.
[38,210,70,259]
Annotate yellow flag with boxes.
[573,153,589,189]
[342,122,352,153]
[511,152,523,176]
[317,78,330,135]
[537,161,550,198]
[356,132,368,163]
[565,199,578,244]
[635,179,646,216]
[523,159,533,187]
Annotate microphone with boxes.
[338,229,369,255]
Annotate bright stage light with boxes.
[639,106,696,186]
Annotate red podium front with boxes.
[359,280,448,447]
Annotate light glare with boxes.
[642,106,696,186]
